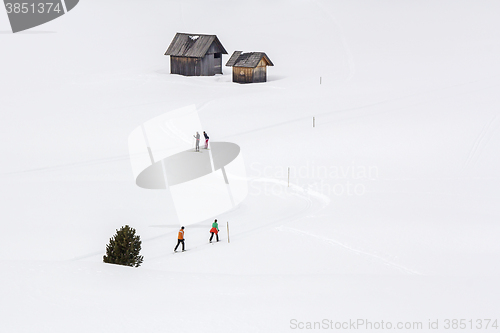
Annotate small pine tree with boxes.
[103,225,144,267]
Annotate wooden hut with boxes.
[225,51,274,83]
[164,33,228,76]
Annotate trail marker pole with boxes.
[320,76,322,85]
[227,221,230,243]
[313,117,315,128]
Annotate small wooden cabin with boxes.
[165,33,228,76]
[225,51,274,83]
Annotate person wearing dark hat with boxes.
[209,219,219,243]
[174,226,185,252]
[203,131,209,149]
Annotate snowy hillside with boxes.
[1,0,500,332]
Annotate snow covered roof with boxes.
[165,33,228,58]
[225,51,274,68]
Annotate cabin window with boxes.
[214,53,221,58]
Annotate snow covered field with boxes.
[1,0,500,331]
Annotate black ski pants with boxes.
[174,239,185,251]
[209,232,219,242]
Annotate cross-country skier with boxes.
[209,219,219,243]
[203,131,209,149]
[174,226,185,252]
[193,132,200,151]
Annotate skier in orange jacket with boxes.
[174,226,185,252]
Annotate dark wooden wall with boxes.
[171,56,200,76]
[253,66,267,83]
[200,54,215,76]
[170,54,222,76]
[206,43,223,75]
[253,58,268,83]
[169,42,223,76]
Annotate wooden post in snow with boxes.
[313,117,315,128]
[227,221,230,243]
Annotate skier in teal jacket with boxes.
[209,219,219,242]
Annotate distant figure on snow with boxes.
[193,132,200,151]
[203,131,209,149]
[209,219,219,243]
[174,226,185,252]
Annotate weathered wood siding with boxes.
[200,54,213,76]
[253,59,267,83]
[233,67,253,83]
[169,42,223,76]
[232,59,267,83]
[206,43,222,74]
[171,56,201,76]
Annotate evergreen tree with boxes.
[103,225,144,267]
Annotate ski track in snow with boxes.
[142,177,329,262]
[276,226,423,276]
[216,178,423,276]
[69,174,421,277]
[227,74,500,139]
[6,74,498,272]
[233,177,329,237]
[311,0,356,81]
[5,75,500,177]
[251,177,331,208]
[462,114,500,170]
